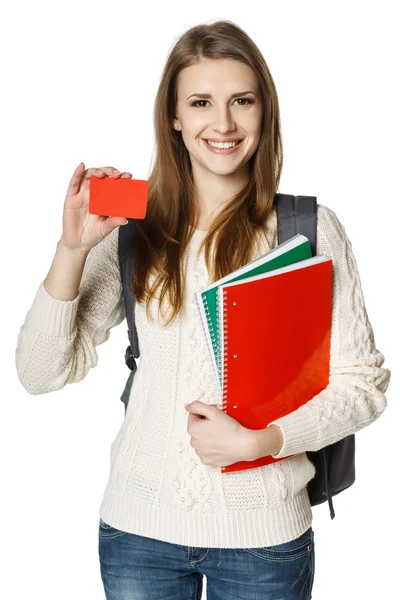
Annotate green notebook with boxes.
[195,234,313,388]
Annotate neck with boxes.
[191,161,250,222]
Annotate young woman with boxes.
[16,19,391,600]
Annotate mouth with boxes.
[202,138,244,155]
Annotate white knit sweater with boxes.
[15,204,391,549]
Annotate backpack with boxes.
[118,193,356,520]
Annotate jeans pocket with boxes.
[243,527,314,562]
[99,517,128,538]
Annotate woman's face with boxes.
[174,58,263,177]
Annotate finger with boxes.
[80,166,124,197]
[98,166,122,178]
[84,167,107,179]
[80,168,106,192]
[65,162,86,198]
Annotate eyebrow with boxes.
[186,90,257,100]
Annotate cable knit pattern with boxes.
[171,236,215,510]
[15,204,390,548]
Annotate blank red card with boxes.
[89,176,148,219]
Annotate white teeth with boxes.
[207,140,240,148]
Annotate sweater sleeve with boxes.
[15,226,126,395]
[266,204,391,459]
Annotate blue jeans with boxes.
[98,518,315,599]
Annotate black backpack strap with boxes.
[274,194,317,257]
[118,218,140,361]
[274,193,338,519]
[118,219,140,409]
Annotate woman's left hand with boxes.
[185,400,257,467]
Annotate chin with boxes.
[206,164,244,176]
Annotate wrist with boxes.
[246,425,284,461]
[58,237,90,258]
[266,424,284,456]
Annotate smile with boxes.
[202,138,244,155]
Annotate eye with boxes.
[190,98,254,108]
[236,98,254,106]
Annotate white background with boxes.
[2,1,399,598]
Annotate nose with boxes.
[212,106,236,134]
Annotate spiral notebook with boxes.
[195,234,313,389]
[217,255,333,473]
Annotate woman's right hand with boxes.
[60,162,132,252]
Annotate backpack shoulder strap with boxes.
[118,218,140,362]
[273,194,317,256]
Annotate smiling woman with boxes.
[14,15,391,600]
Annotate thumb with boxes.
[101,216,129,237]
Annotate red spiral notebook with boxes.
[217,255,333,473]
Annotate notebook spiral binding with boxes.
[201,293,220,385]
[221,288,230,472]
[214,292,222,387]
[221,289,229,412]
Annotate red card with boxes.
[89,176,148,219]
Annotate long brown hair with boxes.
[132,19,283,326]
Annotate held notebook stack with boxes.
[195,234,333,474]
